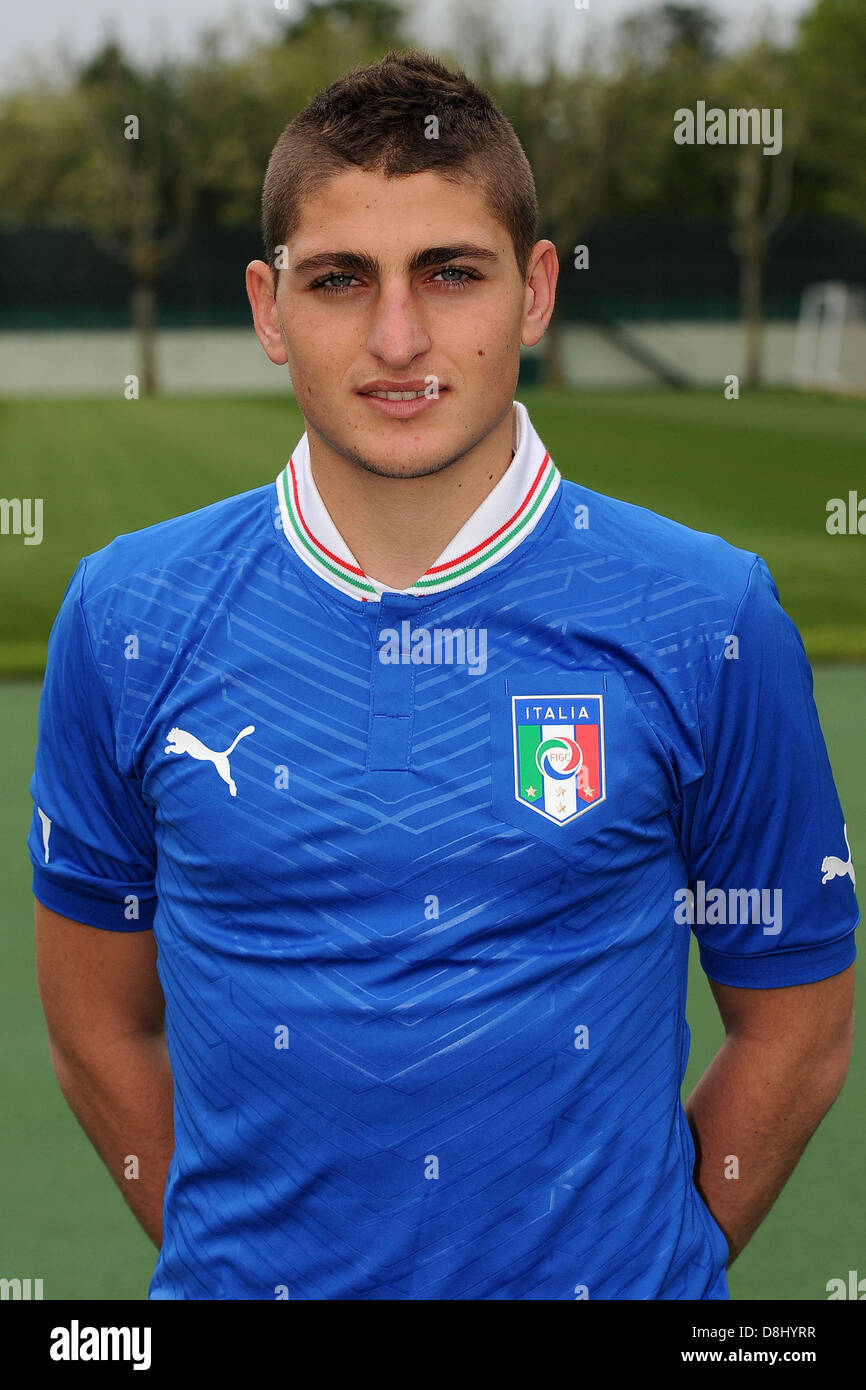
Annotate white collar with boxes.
[275,400,560,602]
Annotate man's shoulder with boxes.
[558,475,758,607]
[75,481,276,604]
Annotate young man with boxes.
[30,50,857,1301]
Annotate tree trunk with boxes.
[734,147,765,390]
[132,278,158,396]
[741,239,764,390]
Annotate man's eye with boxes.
[432,266,481,288]
[310,266,482,294]
[311,273,359,294]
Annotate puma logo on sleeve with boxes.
[164,724,255,797]
[821,823,856,888]
[37,806,52,863]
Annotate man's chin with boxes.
[341,442,465,481]
[310,415,473,481]
[305,396,514,481]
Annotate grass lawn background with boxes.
[0,388,864,673]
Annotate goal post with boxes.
[792,281,866,394]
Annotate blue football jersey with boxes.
[28,401,858,1300]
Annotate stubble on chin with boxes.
[306,401,514,482]
[316,435,471,481]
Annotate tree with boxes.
[717,38,800,387]
[496,5,722,386]
[618,2,722,69]
[616,6,800,388]
[280,0,405,45]
[794,0,866,230]
[494,39,649,386]
[0,42,199,395]
[71,44,198,395]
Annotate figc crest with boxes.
[511,695,606,826]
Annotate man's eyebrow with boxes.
[291,244,501,277]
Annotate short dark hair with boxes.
[261,49,538,288]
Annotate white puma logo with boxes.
[37,806,52,863]
[164,724,255,797]
[821,823,856,888]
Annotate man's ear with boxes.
[521,240,559,349]
[246,260,290,366]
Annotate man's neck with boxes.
[306,406,516,590]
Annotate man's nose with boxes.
[365,281,432,365]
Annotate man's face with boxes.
[265,167,544,479]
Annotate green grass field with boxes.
[0,388,864,673]
[0,388,862,1299]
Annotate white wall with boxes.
[1,321,863,394]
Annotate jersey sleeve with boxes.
[27,556,157,931]
[680,555,858,988]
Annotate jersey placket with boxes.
[366,593,422,772]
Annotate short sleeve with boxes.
[27,557,157,931]
[680,555,858,987]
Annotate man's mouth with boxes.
[364,389,428,401]
[356,380,447,418]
